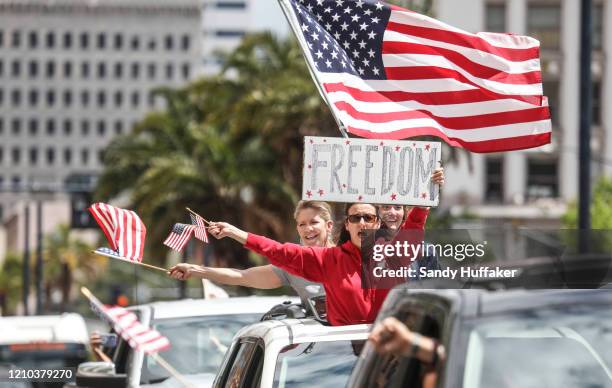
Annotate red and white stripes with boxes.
[104,305,170,355]
[88,203,146,262]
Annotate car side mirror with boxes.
[75,361,127,387]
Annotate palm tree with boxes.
[96,33,338,268]
[44,224,105,311]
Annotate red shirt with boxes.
[244,207,429,326]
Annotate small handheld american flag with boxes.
[163,223,196,252]
[189,213,209,243]
[279,0,551,153]
[88,203,147,262]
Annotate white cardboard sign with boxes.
[302,136,441,206]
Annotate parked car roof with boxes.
[0,313,88,345]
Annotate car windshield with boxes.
[462,305,612,388]
[140,313,261,384]
[274,339,365,388]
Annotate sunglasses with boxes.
[347,213,378,224]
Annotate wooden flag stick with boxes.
[80,287,194,388]
[185,207,212,226]
[92,250,169,273]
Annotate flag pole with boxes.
[92,250,168,273]
[80,287,194,388]
[277,0,349,138]
[185,207,212,225]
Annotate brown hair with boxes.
[335,202,378,246]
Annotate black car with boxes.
[348,283,612,388]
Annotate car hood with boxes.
[140,372,216,388]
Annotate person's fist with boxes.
[168,263,196,280]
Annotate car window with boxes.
[462,306,612,388]
[225,340,257,388]
[140,313,261,384]
[273,339,365,388]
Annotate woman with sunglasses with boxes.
[168,201,333,307]
[207,200,430,326]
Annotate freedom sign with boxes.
[302,136,441,206]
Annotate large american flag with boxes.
[163,223,195,252]
[280,0,552,152]
[88,203,146,262]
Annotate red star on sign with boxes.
[395,146,401,152]
[391,193,397,200]
[358,195,363,201]
[425,144,431,151]
[307,164,312,169]
[345,140,351,145]
[318,189,325,196]
[309,139,314,144]
[306,191,313,198]
[379,141,384,146]
[413,143,417,147]
[342,184,347,188]
[421,192,427,199]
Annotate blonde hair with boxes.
[293,201,333,222]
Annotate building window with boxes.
[131,91,140,108]
[593,81,601,126]
[182,63,190,79]
[63,119,72,136]
[114,120,123,135]
[527,4,560,50]
[28,60,38,78]
[11,118,21,135]
[542,81,559,127]
[28,119,38,135]
[64,148,72,165]
[28,31,38,48]
[0,60,3,76]
[97,90,106,107]
[97,62,106,79]
[130,36,140,50]
[97,120,106,136]
[593,4,603,50]
[12,30,21,48]
[81,61,90,78]
[11,175,21,191]
[0,148,3,165]
[131,63,140,79]
[485,158,504,202]
[165,35,173,50]
[63,90,72,106]
[114,91,123,107]
[81,90,90,107]
[214,30,245,38]
[0,89,3,106]
[148,38,156,51]
[114,62,123,78]
[148,63,156,79]
[29,147,38,165]
[46,119,55,135]
[0,30,3,47]
[98,149,105,164]
[165,63,173,80]
[28,119,38,136]
[80,32,89,49]
[46,89,55,106]
[81,149,89,165]
[81,120,90,136]
[97,33,106,49]
[0,118,3,134]
[46,60,55,78]
[527,158,558,199]
[11,89,21,107]
[46,32,55,48]
[215,1,246,9]
[63,32,72,49]
[181,34,190,51]
[11,147,21,165]
[114,33,123,49]
[12,60,21,77]
[485,3,506,33]
[46,147,55,165]
[64,61,72,78]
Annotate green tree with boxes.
[44,225,105,311]
[563,177,612,229]
[96,33,337,267]
[0,253,23,315]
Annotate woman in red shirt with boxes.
[207,203,430,326]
